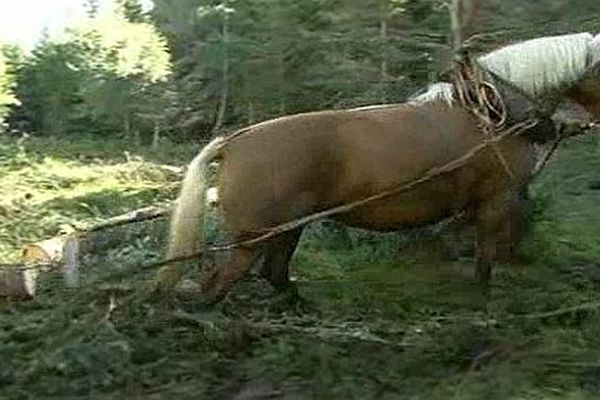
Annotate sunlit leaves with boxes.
[13,2,174,138]
[65,12,171,83]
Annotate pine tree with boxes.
[116,0,146,23]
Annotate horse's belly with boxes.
[332,171,477,231]
[334,197,464,231]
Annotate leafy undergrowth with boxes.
[2,135,600,399]
[0,135,198,261]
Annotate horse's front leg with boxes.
[496,185,530,262]
[475,191,523,288]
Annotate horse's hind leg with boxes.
[259,229,303,290]
[200,245,261,303]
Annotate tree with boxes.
[13,5,172,139]
[116,0,146,23]
[0,44,20,130]
[14,40,85,135]
[150,0,453,140]
[67,10,172,140]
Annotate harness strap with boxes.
[450,53,531,180]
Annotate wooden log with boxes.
[5,204,171,299]
[21,224,76,267]
[3,225,78,298]
[1,203,170,300]
[22,237,65,266]
[62,235,81,288]
[84,205,170,233]
[0,265,38,299]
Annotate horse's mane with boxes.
[408,83,454,105]
[410,32,600,105]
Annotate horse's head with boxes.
[478,32,600,119]
[565,34,600,119]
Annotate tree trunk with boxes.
[450,0,464,51]
[450,0,479,50]
[380,17,388,81]
[247,101,255,124]
[124,113,131,137]
[211,13,230,136]
[152,121,161,149]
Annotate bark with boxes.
[450,0,480,50]
[0,265,38,299]
[450,0,464,51]
[211,13,230,135]
[152,121,161,149]
[380,17,389,81]
[8,204,173,298]
[247,101,255,124]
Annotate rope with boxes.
[532,120,600,178]
[148,117,540,265]
[451,53,515,179]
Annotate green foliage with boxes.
[15,41,85,136]
[12,4,172,138]
[116,0,147,23]
[2,135,600,398]
[0,135,192,261]
[2,1,600,398]
[0,44,20,129]
[66,11,170,83]
[6,0,598,140]
[151,0,448,138]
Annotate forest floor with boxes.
[2,134,600,399]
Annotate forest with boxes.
[2,0,600,399]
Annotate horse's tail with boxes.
[157,137,225,289]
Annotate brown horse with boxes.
[158,32,600,301]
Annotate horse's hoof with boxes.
[198,282,229,306]
[154,266,184,293]
[271,285,315,313]
[149,280,175,298]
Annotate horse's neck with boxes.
[485,75,562,144]
[490,73,561,122]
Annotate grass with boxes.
[0,135,198,261]
[2,134,600,399]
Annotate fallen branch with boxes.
[249,321,397,346]
[84,205,172,233]
[514,300,600,321]
[172,311,403,347]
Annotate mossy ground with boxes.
[2,135,600,399]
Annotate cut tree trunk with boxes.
[0,265,38,299]
[1,229,79,298]
[1,204,172,299]
[22,237,66,265]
